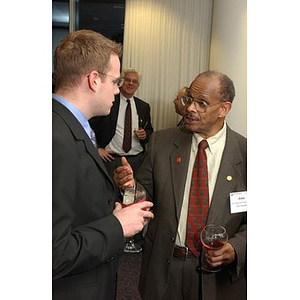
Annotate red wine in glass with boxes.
[200,224,228,273]
[203,240,226,251]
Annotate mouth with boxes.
[185,113,200,124]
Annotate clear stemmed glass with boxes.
[121,183,146,253]
[200,224,228,273]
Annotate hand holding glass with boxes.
[200,224,228,273]
[122,183,146,253]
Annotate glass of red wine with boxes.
[200,224,228,273]
[122,183,146,253]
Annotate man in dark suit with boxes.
[89,68,153,180]
[115,71,247,300]
[52,30,154,300]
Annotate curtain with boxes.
[122,0,213,130]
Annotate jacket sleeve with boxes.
[227,215,247,279]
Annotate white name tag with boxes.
[230,191,247,213]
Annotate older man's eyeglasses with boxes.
[123,77,139,85]
[180,94,222,113]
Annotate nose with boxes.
[186,100,196,112]
[114,86,120,95]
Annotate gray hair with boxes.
[121,68,142,83]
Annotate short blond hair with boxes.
[54,29,122,91]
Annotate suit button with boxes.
[166,259,171,265]
[170,236,175,242]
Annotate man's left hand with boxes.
[205,242,236,267]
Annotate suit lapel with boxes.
[110,95,120,127]
[207,126,244,224]
[84,134,114,186]
[170,128,193,220]
[134,97,141,126]
[169,126,244,224]
[53,100,115,188]
[112,95,120,119]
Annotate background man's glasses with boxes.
[123,77,139,85]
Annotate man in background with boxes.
[90,68,153,179]
[52,30,154,300]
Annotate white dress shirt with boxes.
[106,94,143,155]
[175,122,227,247]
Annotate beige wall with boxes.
[209,0,247,137]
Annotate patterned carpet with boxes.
[116,250,143,300]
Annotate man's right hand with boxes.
[114,157,135,189]
[113,201,154,237]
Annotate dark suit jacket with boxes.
[89,94,153,151]
[137,125,247,300]
[52,99,124,300]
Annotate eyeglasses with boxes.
[123,77,139,85]
[180,95,222,113]
[97,71,124,88]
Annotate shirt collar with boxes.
[192,121,227,155]
[53,93,93,139]
[120,93,134,102]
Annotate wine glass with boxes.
[200,224,228,273]
[122,183,146,253]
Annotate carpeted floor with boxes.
[116,250,143,300]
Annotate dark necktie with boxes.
[186,139,209,257]
[122,99,132,152]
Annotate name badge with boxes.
[230,191,247,214]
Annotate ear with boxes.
[87,70,99,92]
[219,101,232,118]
